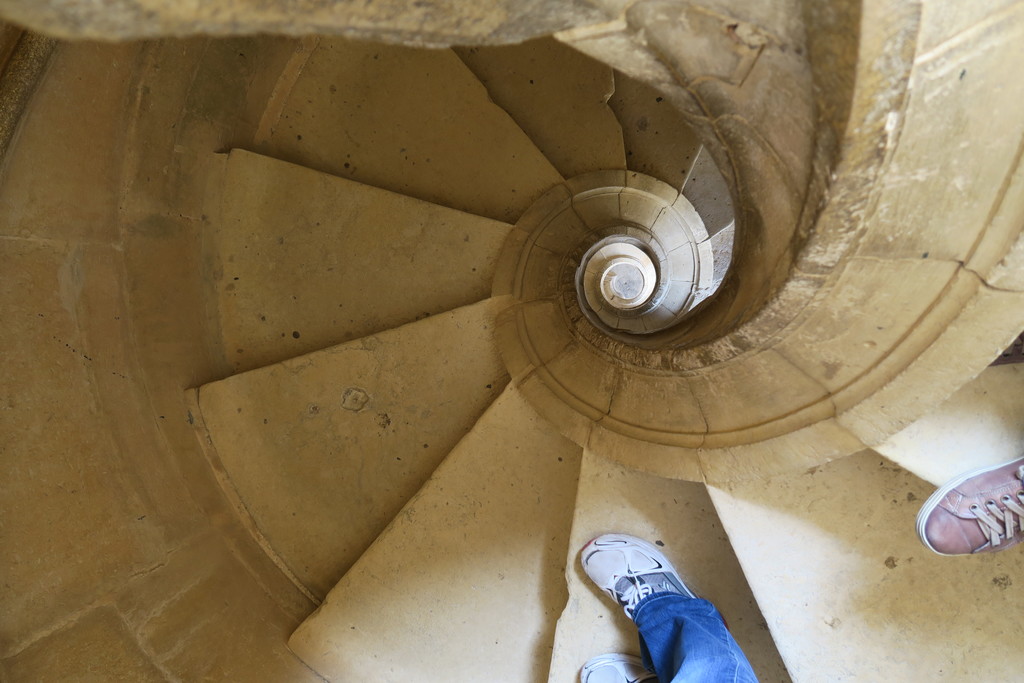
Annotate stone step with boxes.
[683,145,735,239]
[707,450,1024,681]
[288,385,583,681]
[455,36,626,179]
[875,363,1024,486]
[546,450,789,683]
[190,297,511,600]
[204,148,513,372]
[683,145,736,296]
[248,37,562,224]
[608,71,703,191]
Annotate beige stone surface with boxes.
[208,148,512,371]
[493,300,535,378]
[520,242,570,302]
[557,24,677,89]
[838,275,1024,447]
[855,10,1024,266]
[0,41,135,243]
[518,298,577,364]
[456,37,625,179]
[289,386,583,681]
[0,607,165,682]
[12,254,290,683]
[773,258,962,395]
[0,240,166,655]
[587,426,704,482]
[773,5,1024,460]
[708,222,735,291]
[534,342,618,422]
[254,37,563,224]
[517,362,608,447]
[0,0,606,44]
[115,37,331,622]
[692,349,831,439]
[492,295,575,386]
[0,37,324,680]
[73,234,226,557]
[977,155,1024,292]
[608,71,703,189]
[567,169,626,229]
[120,36,302,224]
[1,531,322,682]
[606,371,707,440]
[683,146,735,239]
[699,418,866,485]
[876,364,1024,486]
[547,450,790,682]
[709,451,1024,680]
[0,31,55,162]
[0,24,25,68]
[706,113,802,292]
[196,298,510,598]
[116,532,321,682]
[918,0,1020,51]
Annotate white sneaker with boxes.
[581,533,695,618]
[581,654,657,683]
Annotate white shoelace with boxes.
[625,581,657,613]
[970,467,1024,547]
[615,572,688,616]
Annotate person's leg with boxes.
[580,534,758,683]
[633,592,757,683]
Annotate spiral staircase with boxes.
[3,0,1024,680]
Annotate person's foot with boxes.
[581,533,695,618]
[917,456,1024,555]
[580,654,657,683]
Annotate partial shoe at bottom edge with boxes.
[581,653,657,683]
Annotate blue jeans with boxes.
[633,593,759,683]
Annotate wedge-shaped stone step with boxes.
[876,364,1024,486]
[252,37,563,224]
[456,37,626,179]
[547,450,789,683]
[684,146,735,293]
[289,386,583,682]
[191,298,510,599]
[609,72,703,191]
[684,145,735,239]
[708,451,1024,681]
[206,149,512,372]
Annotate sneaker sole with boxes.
[915,457,1024,556]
